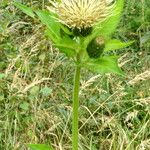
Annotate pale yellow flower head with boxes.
[49,0,115,30]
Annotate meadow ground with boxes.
[0,0,150,150]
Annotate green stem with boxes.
[72,56,81,150]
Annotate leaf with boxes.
[14,2,35,18]
[36,10,77,57]
[95,0,124,38]
[28,144,53,150]
[35,10,61,42]
[55,35,79,56]
[45,28,59,43]
[0,73,6,79]
[55,46,77,57]
[83,0,124,48]
[45,29,77,56]
[19,102,29,111]
[60,25,73,36]
[104,39,134,51]
[84,56,124,76]
[57,34,78,50]
[40,87,52,97]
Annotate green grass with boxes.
[0,0,150,150]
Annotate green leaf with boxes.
[104,39,134,51]
[95,0,124,38]
[35,10,61,42]
[46,29,77,57]
[83,0,124,48]
[36,10,78,57]
[28,144,53,150]
[55,45,76,57]
[0,73,6,79]
[84,56,124,76]
[60,25,73,36]
[40,87,52,97]
[14,2,35,18]
[45,28,59,43]
[55,35,79,56]
[58,35,78,49]
[19,102,29,111]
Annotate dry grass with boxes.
[0,0,150,150]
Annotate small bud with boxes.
[87,38,105,58]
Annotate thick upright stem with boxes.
[72,58,81,150]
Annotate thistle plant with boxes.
[14,0,133,150]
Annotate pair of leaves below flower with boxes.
[14,2,78,57]
[28,144,53,150]
[84,56,124,76]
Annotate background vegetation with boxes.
[0,0,150,149]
